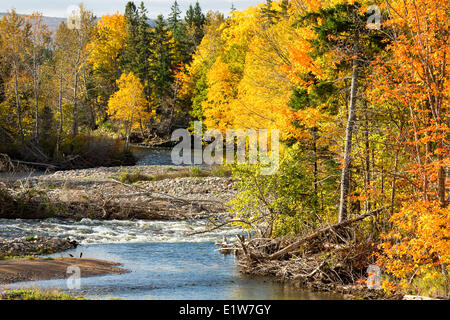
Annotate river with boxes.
[1,147,344,300]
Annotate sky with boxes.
[0,0,262,18]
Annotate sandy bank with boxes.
[0,257,128,285]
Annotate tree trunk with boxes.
[13,63,25,149]
[338,27,359,223]
[72,71,79,137]
[390,148,399,216]
[364,100,371,211]
[72,43,82,138]
[56,61,64,155]
[437,140,447,207]
[33,52,39,144]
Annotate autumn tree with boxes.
[0,10,31,149]
[371,0,449,294]
[25,12,51,143]
[54,21,72,154]
[64,5,95,137]
[87,13,127,119]
[107,72,149,148]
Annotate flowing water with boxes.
[1,219,342,300]
[0,147,344,300]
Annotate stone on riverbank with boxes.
[0,237,78,258]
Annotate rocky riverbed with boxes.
[0,236,78,258]
[0,165,238,221]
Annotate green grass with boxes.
[0,254,36,260]
[210,166,232,177]
[114,169,153,184]
[114,166,232,184]
[0,289,87,300]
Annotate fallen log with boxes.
[11,160,59,169]
[185,218,258,236]
[265,207,388,261]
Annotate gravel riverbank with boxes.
[0,165,238,221]
[0,236,78,258]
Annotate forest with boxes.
[0,0,448,298]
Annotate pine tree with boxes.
[192,1,205,44]
[121,2,140,75]
[183,1,206,60]
[136,2,152,99]
[261,0,278,25]
[168,1,190,65]
[185,5,195,27]
[149,15,175,104]
[168,1,182,31]
[121,1,152,100]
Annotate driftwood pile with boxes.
[233,208,387,292]
[0,176,229,221]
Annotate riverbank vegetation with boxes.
[114,166,231,184]
[0,289,86,300]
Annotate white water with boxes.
[0,218,243,244]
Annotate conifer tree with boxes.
[149,15,175,104]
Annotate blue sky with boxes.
[1,0,262,18]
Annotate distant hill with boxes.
[0,12,67,32]
[0,12,156,33]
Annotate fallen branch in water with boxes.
[261,207,388,261]
[185,218,258,236]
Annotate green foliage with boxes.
[210,166,232,177]
[121,1,152,97]
[230,144,339,237]
[149,15,175,102]
[115,169,152,184]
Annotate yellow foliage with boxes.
[376,201,449,294]
[87,12,127,75]
[107,72,150,138]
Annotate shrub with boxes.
[115,169,152,184]
[229,144,339,237]
[210,166,232,177]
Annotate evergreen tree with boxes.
[184,1,205,54]
[136,1,152,99]
[193,2,205,29]
[168,1,190,65]
[121,1,152,99]
[168,0,182,31]
[149,14,175,104]
[261,0,278,25]
[121,2,139,73]
[185,4,195,27]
